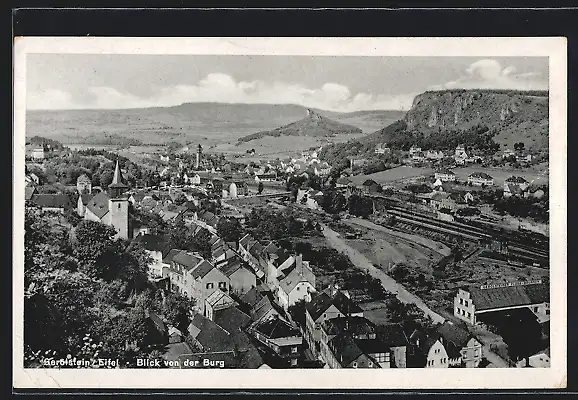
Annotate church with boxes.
[80,160,131,239]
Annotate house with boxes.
[361,179,381,195]
[436,321,483,368]
[76,174,92,194]
[408,329,449,368]
[249,316,304,368]
[24,186,36,202]
[468,172,494,187]
[454,144,468,161]
[527,348,551,368]
[453,281,549,325]
[430,192,456,211]
[305,288,364,357]
[297,188,324,210]
[32,146,47,160]
[437,208,455,222]
[219,257,257,296]
[26,172,40,186]
[426,150,444,160]
[131,234,170,279]
[335,176,352,188]
[504,176,529,192]
[29,194,73,213]
[434,169,456,182]
[276,255,316,310]
[320,316,388,369]
[128,191,147,206]
[525,187,546,199]
[376,323,411,368]
[168,251,231,314]
[212,304,252,336]
[502,148,517,160]
[503,184,526,198]
[204,289,238,321]
[409,145,422,156]
[375,143,390,155]
[463,192,475,204]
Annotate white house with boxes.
[434,169,456,182]
[277,257,316,310]
[468,172,494,186]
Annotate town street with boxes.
[321,223,446,324]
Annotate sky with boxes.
[26,55,549,112]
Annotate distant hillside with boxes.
[26,103,402,148]
[404,89,549,150]
[237,109,363,143]
[319,89,549,167]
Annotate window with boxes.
[464,301,469,307]
[206,282,214,290]
[290,359,298,366]
[368,361,373,367]
[219,282,227,289]
[296,286,300,291]
[459,298,463,305]
[546,309,550,315]
[467,312,471,318]
[385,353,390,362]
[352,362,358,368]
[291,347,298,354]
[117,203,121,209]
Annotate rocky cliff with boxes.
[403,89,549,150]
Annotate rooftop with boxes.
[469,282,549,311]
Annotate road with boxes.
[321,223,446,324]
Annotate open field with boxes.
[352,166,434,186]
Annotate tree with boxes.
[257,181,264,195]
[322,190,347,214]
[72,220,123,280]
[162,292,196,333]
[99,169,115,190]
[347,194,373,218]
[217,218,244,243]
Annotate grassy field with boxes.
[352,166,434,186]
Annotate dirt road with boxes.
[321,224,445,324]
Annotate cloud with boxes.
[429,59,548,91]
[27,73,414,112]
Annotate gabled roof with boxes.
[469,172,493,179]
[241,287,266,308]
[219,257,247,277]
[322,316,376,337]
[162,249,182,264]
[77,174,91,184]
[505,176,528,183]
[376,323,409,348]
[173,252,203,271]
[431,192,451,201]
[436,322,474,358]
[214,306,252,334]
[86,192,111,219]
[188,313,234,352]
[306,291,363,321]
[30,194,73,210]
[362,179,378,187]
[254,316,300,339]
[327,333,367,367]
[190,260,217,279]
[79,193,93,205]
[469,282,549,311]
[278,262,316,295]
[24,186,36,201]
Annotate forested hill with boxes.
[319,89,549,167]
[237,109,362,143]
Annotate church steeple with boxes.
[108,159,129,198]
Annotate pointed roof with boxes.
[109,160,128,189]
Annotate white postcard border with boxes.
[13,37,567,389]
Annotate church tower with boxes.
[195,144,203,170]
[107,160,130,239]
